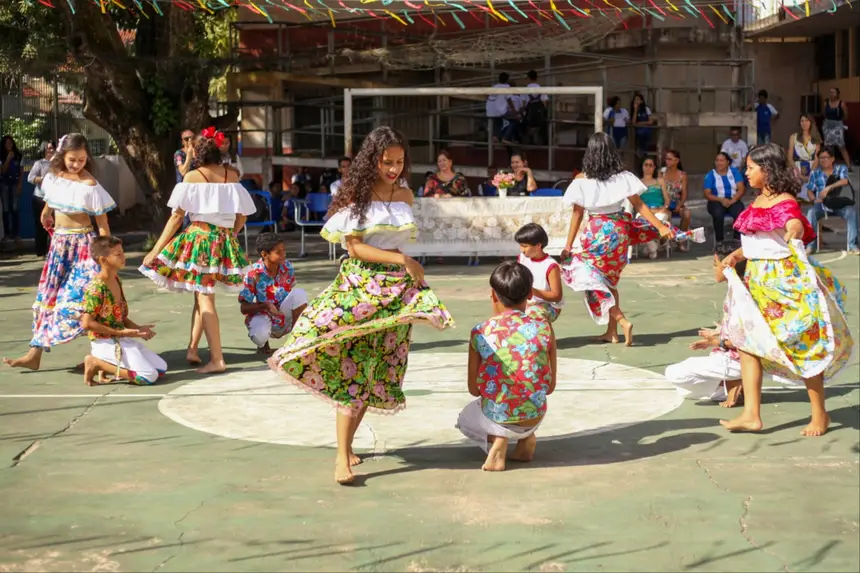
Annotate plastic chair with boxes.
[531,188,563,197]
[478,184,498,197]
[294,192,333,258]
[553,179,571,190]
[243,190,278,253]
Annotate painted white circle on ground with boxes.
[157,354,683,451]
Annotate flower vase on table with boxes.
[491,172,515,199]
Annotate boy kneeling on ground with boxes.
[82,236,166,386]
[239,232,308,354]
[456,261,557,471]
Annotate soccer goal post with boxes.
[343,86,604,157]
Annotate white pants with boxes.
[456,398,541,453]
[248,288,308,348]
[665,351,800,401]
[90,338,167,385]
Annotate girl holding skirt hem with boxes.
[4,133,115,371]
[718,143,853,437]
[559,132,705,346]
[140,128,256,374]
[268,126,455,485]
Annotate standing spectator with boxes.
[630,93,654,166]
[788,114,821,185]
[704,152,746,244]
[27,140,55,257]
[804,147,858,255]
[603,96,630,151]
[749,90,778,145]
[0,135,23,249]
[522,70,548,145]
[822,88,853,172]
[174,129,195,183]
[219,135,244,178]
[720,127,749,171]
[485,72,518,144]
[422,150,470,198]
[329,156,351,197]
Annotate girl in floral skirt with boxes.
[269,126,455,485]
[140,128,256,374]
[718,143,853,436]
[560,133,704,346]
[4,133,115,371]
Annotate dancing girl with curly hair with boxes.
[140,128,257,374]
[717,143,853,436]
[559,132,704,346]
[269,126,455,485]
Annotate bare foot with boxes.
[256,343,274,356]
[719,382,743,408]
[3,349,42,371]
[622,321,634,347]
[482,438,507,472]
[719,414,763,432]
[196,360,226,374]
[335,457,355,485]
[801,414,830,437]
[186,348,202,365]
[83,356,111,387]
[347,448,362,466]
[596,332,620,344]
[508,435,536,463]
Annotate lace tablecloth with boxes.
[402,197,570,257]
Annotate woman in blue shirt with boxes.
[704,152,746,243]
[0,135,23,245]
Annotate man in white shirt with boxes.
[485,72,518,143]
[329,156,351,197]
[720,127,749,170]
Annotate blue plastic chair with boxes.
[479,184,498,197]
[531,188,563,197]
[293,192,333,258]
[243,189,278,253]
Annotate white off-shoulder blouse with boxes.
[321,201,417,250]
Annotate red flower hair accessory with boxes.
[201,126,225,147]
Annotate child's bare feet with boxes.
[83,356,110,386]
[719,381,743,408]
[482,437,507,472]
[719,413,763,432]
[508,434,536,463]
[596,332,619,344]
[801,414,830,437]
[3,349,42,371]
[196,360,226,374]
[622,321,634,347]
[347,447,362,466]
[186,348,202,365]
[257,342,274,356]
[335,456,355,484]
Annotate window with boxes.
[815,33,836,81]
[839,29,850,79]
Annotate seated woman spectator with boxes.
[788,113,821,187]
[704,151,746,244]
[638,157,671,259]
[422,150,470,197]
[508,151,537,196]
[805,146,858,255]
[661,149,692,250]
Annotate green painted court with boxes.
[1,237,858,572]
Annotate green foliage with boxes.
[144,76,178,136]
[0,1,66,75]
[2,115,47,158]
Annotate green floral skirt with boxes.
[269,258,455,416]
[139,222,249,294]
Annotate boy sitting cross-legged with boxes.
[81,236,166,386]
[456,261,557,471]
[239,232,308,354]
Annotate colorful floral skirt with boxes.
[139,222,249,294]
[268,258,455,416]
[526,301,560,324]
[560,212,704,324]
[721,243,853,380]
[30,227,98,349]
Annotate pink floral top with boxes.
[733,199,816,244]
[471,310,553,424]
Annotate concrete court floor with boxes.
[0,236,858,573]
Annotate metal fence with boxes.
[0,74,112,161]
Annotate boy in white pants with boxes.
[239,232,307,354]
[82,236,166,386]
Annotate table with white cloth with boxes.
[401,197,574,257]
